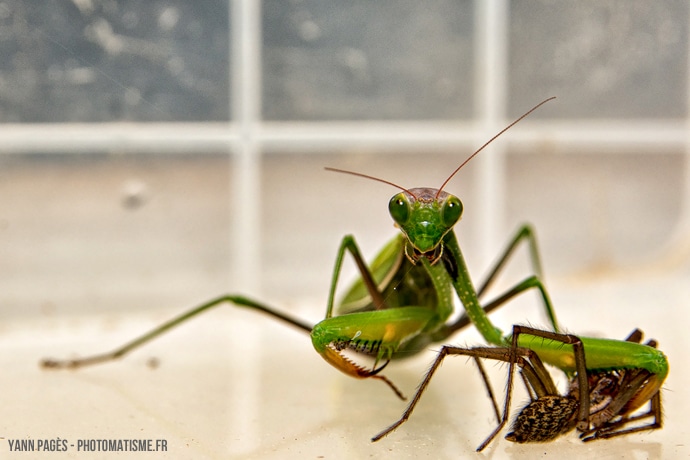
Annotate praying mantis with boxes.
[41,97,668,448]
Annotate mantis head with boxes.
[326,97,555,264]
[388,187,462,263]
[323,166,463,264]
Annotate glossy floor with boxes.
[2,269,688,459]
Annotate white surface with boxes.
[2,268,689,459]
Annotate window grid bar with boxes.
[473,0,510,265]
[0,120,686,155]
[231,0,262,294]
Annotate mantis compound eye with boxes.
[388,193,411,226]
[441,196,463,227]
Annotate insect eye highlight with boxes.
[441,196,463,226]
[389,193,410,225]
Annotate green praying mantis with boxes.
[42,97,668,449]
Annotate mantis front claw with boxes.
[321,344,406,400]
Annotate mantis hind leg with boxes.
[41,295,312,369]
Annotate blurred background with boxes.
[0,0,688,315]
[1,1,689,459]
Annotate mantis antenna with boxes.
[324,167,418,199]
[324,96,556,199]
[435,96,556,198]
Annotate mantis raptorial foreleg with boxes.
[577,330,663,442]
[374,325,665,451]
